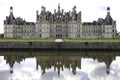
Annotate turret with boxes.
[58,3,60,13]
[36,10,38,16]
[107,7,110,15]
[62,9,64,14]
[54,9,56,14]
[77,11,81,22]
[9,59,15,74]
[4,6,16,24]
[71,6,77,20]
[72,6,76,14]
[10,6,13,15]
[10,68,13,74]
[104,7,113,25]
[41,6,46,14]
[36,10,39,21]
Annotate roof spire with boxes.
[107,7,110,15]
[10,6,13,15]
[58,3,60,12]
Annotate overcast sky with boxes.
[0,0,120,33]
[0,56,120,80]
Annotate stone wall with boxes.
[0,42,120,50]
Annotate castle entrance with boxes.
[56,34,62,39]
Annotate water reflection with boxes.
[0,50,120,80]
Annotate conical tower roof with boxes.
[104,7,113,25]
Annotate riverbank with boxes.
[0,42,120,50]
[0,39,120,42]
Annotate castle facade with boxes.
[4,4,117,39]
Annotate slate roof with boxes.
[104,13,113,25]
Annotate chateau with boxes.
[4,4,117,39]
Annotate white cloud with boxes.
[81,58,98,74]
[89,64,107,80]
[0,56,9,71]
[9,58,41,80]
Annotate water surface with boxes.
[0,50,120,80]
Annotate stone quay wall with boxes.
[0,42,120,50]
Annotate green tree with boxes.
[0,33,4,38]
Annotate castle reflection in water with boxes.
[0,50,119,75]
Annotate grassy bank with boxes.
[0,39,53,42]
[64,39,120,42]
[0,38,120,42]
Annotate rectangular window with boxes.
[39,29,41,32]
[56,34,57,38]
[103,30,105,33]
[112,26,114,28]
[77,34,80,38]
[112,34,114,38]
[40,34,41,37]
[112,29,114,32]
